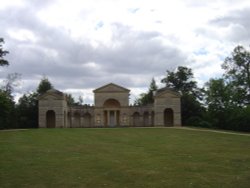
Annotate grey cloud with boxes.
[95,23,186,75]
[211,7,250,27]
[24,0,53,8]
[1,3,188,95]
[210,7,250,42]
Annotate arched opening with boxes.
[122,113,128,124]
[164,108,174,126]
[143,111,150,127]
[151,111,155,126]
[103,99,120,127]
[64,111,66,128]
[83,113,91,127]
[67,112,71,128]
[73,112,81,128]
[109,111,115,127]
[46,110,56,128]
[133,112,140,127]
[103,99,121,108]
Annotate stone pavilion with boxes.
[38,83,181,128]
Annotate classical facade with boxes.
[38,83,181,128]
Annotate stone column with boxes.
[114,110,117,126]
[107,110,110,127]
[117,110,119,126]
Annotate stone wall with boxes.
[38,89,68,128]
[38,83,182,128]
[154,89,181,126]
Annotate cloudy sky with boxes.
[1,0,250,104]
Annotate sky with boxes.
[1,0,250,104]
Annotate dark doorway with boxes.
[67,112,71,128]
[46,110,56,128]
[151,111,155,126]
[143,112,150,126]
[109,111,115,127]
[133,112,140,127]
[84,113,91,127]
[164,108,174,126]
[74,112,81,127]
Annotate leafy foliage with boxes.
[16,77,53,128]
[2,73,21,96]
[37,77,53,95]
[0,38,16,129]
[65,93,76,105]
[0,90,16,129]
[16,93,38,128]
[222,45,250,105]
[0,38,9,66]
[205,78,234,111]
[161,66,204,125]
[161,66,199,96]
[204,45,250,131]
[134,78,158,105]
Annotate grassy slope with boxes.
[0,128,250,188]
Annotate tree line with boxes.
[1,38,249,131]
[134,46,250,132]
[0,74,78,129]
[0,38,81,129]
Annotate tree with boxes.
[16,93,38,128]
[205,78,236,111]
[0,73,20,129]
[228,105,250,131]
[203,45,250,131]
[204,78,250,131]
[65,93,76,105]
[204,78,233,129]
[161,66,204,125]
[78,95,84,105]
[37,77,53,95]
[0,38,9,66]
[148,78,158,101]
[2,73,21,96]
[161,66,199,96]
[222,45,250,105]
[134,78,158,105]
[0,41,18,128]
[16,77,54,128]
[0,90,15,129]
[134,93,147,106]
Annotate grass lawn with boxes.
[0,128,250,188]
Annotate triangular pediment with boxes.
[41,94,60,100]
[93,83,130,93]
[38,89,64,100]
[155,88,181,98]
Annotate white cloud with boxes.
[1,0,250,104]
[7,29,38,43]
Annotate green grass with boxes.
[0,128,250,188]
